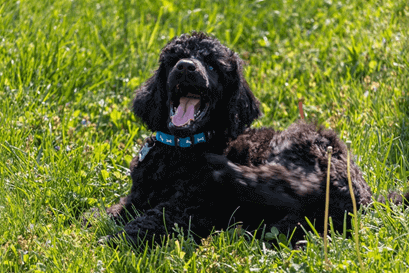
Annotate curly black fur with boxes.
[103,32,408,247]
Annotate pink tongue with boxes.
[171,97,200,127]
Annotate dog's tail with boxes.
[377,191,409,207]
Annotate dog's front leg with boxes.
[105,201,193,248]
[106,207,168,248]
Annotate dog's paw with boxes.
[101,232,141,249]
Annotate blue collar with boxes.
[156,131,207,147]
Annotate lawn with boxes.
[0,0,408,271]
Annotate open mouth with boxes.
[170,91,209,128]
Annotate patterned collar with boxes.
[156,131,208,148]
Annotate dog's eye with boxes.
[208,66,214,71]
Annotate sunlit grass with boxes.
[0,0,408,271]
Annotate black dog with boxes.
[103,32,407,246]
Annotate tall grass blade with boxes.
[323,146,332,266]
[346,140,365,272]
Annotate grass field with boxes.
[0,0,408,271]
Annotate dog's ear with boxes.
[132,64,168,132]
[225,54,261,139]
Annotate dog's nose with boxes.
[176,59,196,72]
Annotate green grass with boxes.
[0,0,408,271]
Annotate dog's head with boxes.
[133,32,261,140]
